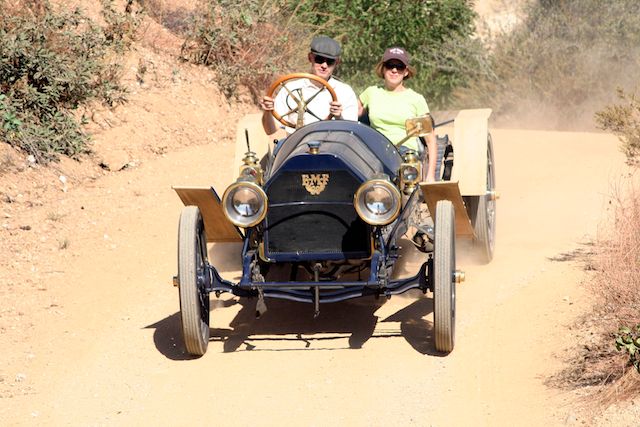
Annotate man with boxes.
[259,35,358,135]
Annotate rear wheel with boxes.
[178,206,210,356]
[470,134,496,263]
[434,200,456,353]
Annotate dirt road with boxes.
[0,127,625,426]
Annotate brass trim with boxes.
[239,150,263,184]
[399,150,422,193]
[354,177,401,226]
[221,180,268,228]
[302,173,330,195]
[239,164,264,185]
[395,114,434,147]
[405,114,434,137]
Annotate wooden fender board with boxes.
[419,181,474,236]
[450,108,492,196]
[173,186,243,243]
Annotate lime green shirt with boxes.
[359,86,429,151]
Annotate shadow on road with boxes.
[146,292,445,360]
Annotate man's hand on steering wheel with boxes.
[265,73,338,129]
[259,95,275,112]
[329,100,343,119]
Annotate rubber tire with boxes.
[178,206,210,356]
[470,134,496,263]
[434,134,448,181]
[434,200,456,353]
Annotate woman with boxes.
[358,47,437,182]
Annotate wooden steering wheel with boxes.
[266,73,338,129]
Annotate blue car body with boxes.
[208,120,430,305]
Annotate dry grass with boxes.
[457,0,640,131]
[555,176,640,400]
[58,238,70,250]
[179,0,309,101]
[46,211,65,222]
[0,152,15,174]
[139,0,196,35]
[594,180,640,329]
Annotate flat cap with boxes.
[310,35,342,59]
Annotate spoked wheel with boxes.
[470,134,497,263]
[434,200,456,353]
[178,206,210,356]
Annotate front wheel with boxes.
[434,200,456,353]
[178,206,210,356]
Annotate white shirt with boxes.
[274,76,358,133]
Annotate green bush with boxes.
[616,325,640,374]
[181,0,483,108]
[0,0,139,162]
[289,0,483,108]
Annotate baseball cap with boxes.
[382,47,410,66]
[310,35,342,59]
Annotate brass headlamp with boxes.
[399,150,421,194]
[238,150,263,185]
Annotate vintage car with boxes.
[172,73,496,356]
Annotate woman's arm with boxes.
[357,99,365,118]
[425,132,437,182]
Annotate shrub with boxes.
[615,325,640,374]
[138,0,195,35]
[180,0,311,101]
[180,0,484,108]
[0,0,139,162]
[557,180,640,394]
[553,86,640,400]
[458,0,640,130]
[596,89,640,166]
[289,0,484,108]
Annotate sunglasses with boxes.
[384,61,407,71]
[313,55,336,66]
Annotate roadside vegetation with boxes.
[179,0,485,107]
[286,0,485,107]
[477,0,640,402]
[0,0,140,162]
[575,91,640,399]
[457,0,640,130]
[545,89,640,401]
[597,90,640,166]
[179,0,311,100]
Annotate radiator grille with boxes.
[265,170,370,258]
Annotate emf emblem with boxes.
[302,173,329,195]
